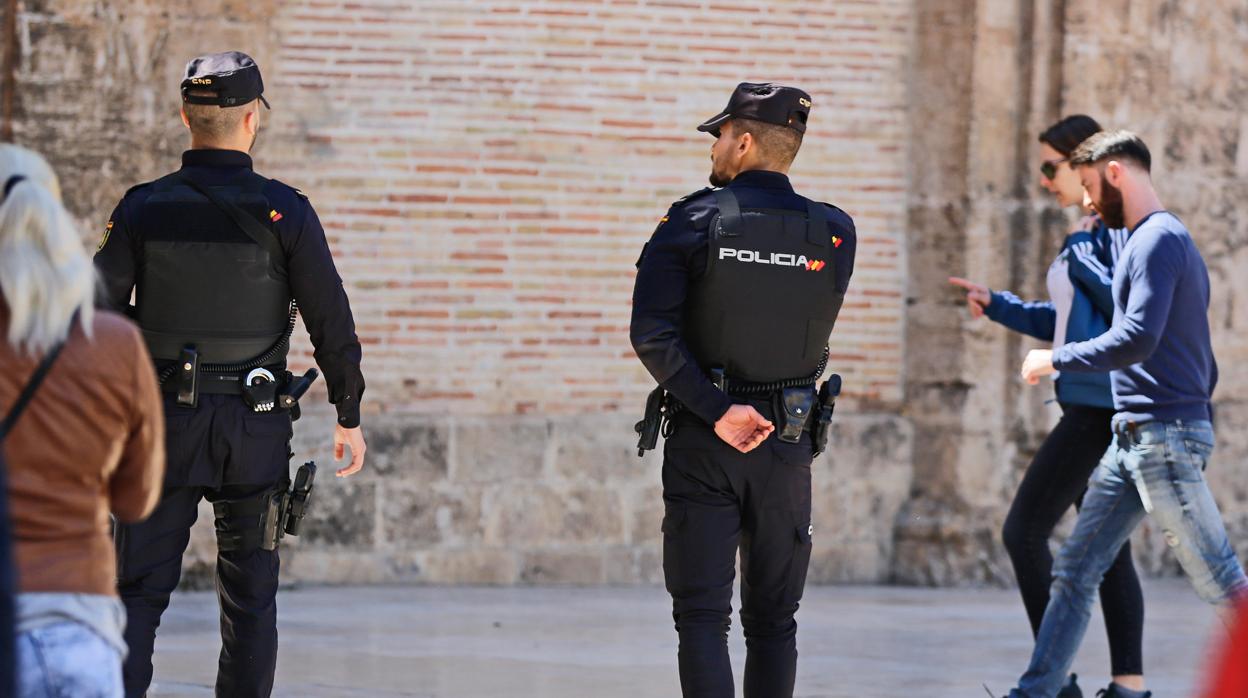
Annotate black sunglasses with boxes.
[1039,158,1068,180]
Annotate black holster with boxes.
[811,374,842,456]
[635,386,667,457]
[216,462,317,553]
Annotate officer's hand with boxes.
[714,405,774,454]
[948,277,991,318]
[334,425,367,477]
[1020,349,1056,385]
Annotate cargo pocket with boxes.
[661,505,689,596]
[162,413,199,484]
[661,505,687,536]
[786,520,814,606]
[240,412,294,480]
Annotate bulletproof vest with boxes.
[134,172,291,364]
[685,189,844,384]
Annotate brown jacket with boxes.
[0,303,164,595]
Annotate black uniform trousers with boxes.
[116,394,292,698]
[661,400,815,698]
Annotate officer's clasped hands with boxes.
[713,404,775,453]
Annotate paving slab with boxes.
[148,579,1221,697]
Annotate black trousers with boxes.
[1002,403,1145,677]
[116,394,292,698]
[661,407,814,698]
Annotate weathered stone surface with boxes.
[454,419,550,483]
[519,549,606,586]
[297,480,377,549]
[381,484,483,549]
[418,548,518,585]
[365,421,451,481]
[552,415,652,483]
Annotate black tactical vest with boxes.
[684,189,844,384]
[134,172,291,364]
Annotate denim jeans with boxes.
[16,620,123,698]
[1011,419,1248,698]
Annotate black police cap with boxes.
[181,51,270,109]
[697,82,811,138]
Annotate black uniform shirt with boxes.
[630,169,856,424]
[94,149,366,428]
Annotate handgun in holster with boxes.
[811,374,842,456]
[635,386,667,457]
[261,461,317,551]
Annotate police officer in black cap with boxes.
[94,51,367,698]
[630,82,856,697]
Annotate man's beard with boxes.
[708,170,731,187]
[1096,175,1126,228]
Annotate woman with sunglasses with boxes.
[949,115,1146,698]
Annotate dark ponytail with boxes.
[1038,115,1102,157]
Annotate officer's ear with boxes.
[179,105,191,130]
[243,104,260,136]
[736,129,754,157]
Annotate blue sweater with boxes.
[1053,212,1217,424]
[986,223,1123,409]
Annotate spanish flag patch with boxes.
[269,209,283,222]
[832,236,842,248]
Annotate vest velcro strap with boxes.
[712,188,744,238]
[806,200,828,246]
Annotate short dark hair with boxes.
[1038,114,1101,156]
[731,118,803,167]
[1069,129,1152,172]
[183,89,254,141]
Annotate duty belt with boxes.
[159,370,248,396]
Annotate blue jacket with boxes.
[984,222,1123,409]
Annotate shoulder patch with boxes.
[673,186,713,207]
[95,220,114,252]
[267,177,309,201]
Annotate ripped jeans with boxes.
[1012,419,1248,698]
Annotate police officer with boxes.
[630,83,856,698]
[94,51,367,698]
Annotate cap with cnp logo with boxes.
[697,82,811,138]
[181,51,270,109]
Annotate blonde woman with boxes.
[0,144,164,698]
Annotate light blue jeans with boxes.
[16,620,123,698]
[1011,419,1248,698]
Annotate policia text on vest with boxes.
[92,51,366,698]
[630,83,857,698]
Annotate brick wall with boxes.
[260,0,916,585]
[12,0,1243,588]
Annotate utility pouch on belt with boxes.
[776,386,816,444]
[811,374,842,456]
[175,347,200,408]
[635,386,666,457]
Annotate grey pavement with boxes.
[149,579,1220,697]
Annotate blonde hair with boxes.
[0,144,95,356]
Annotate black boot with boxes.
[1096,684,1151,698]
[1058,674,1083,698]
